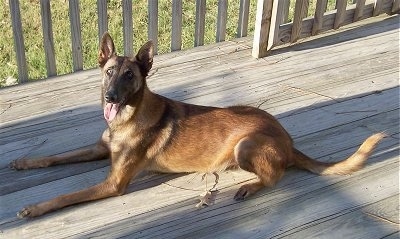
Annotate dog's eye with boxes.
[126,70,133,78]
[106,69,113,76]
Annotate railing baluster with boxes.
[97,0,108,42]
[69,0,83,71]
[216,0,228,42]
[354,0,366,21]
[194,0,206,47]
[148,0,158,55]
[171,0,182,51]
[291,0,309,43]
[237,0,250,38]
[334,0,347,29]
[373,0,383,16]
[393,0,400,13]
[123,0,133,56]
[40,0,57,77]
[252,0,274,58]
[312,0,328,35]
[9,0,28,83]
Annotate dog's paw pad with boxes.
[17,207,32,218]
[9,160,21,170]
[234,187,248,201]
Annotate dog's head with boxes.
[98,32,154,123]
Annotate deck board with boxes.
[0,14,399,238]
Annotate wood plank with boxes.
[148,0,158,54]
[354,0,366,21]
[237,0,250,37]
[122,0,133,56]
[68,0,83,71]
[9,0,28,83]
[216,0,228,42]
[274,195,400,238]
[40,0,57,77]
[291,0,309,43]
[252,0,274,57]
[171,0,183,51]
[334,0,348,29]
[97,0,108,42]
[0,15,398,238]
[194,0,206,47]
[312,0,328,35]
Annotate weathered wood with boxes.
[312,0,328,35]
[148,0,158,55]
[171,0,183,51]
[216,0,228,42]
[194,0,206,47]
[237,0,250,37]
[373,0,384,16]
[393,0,400,13]
[97,0,108,42]
[278,2,395,45]
[334,0,348,29]
[354,0,366,21]
[268,0,286,49]
[40,0,57,77]
[291,0,310,43]
[9,0,28,83]
[280,0,290,24]
[122,0,133,56]
[252,0,274,58]
[0,15,398,239]
[69,0,83,71]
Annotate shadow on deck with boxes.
[0,14,399,239]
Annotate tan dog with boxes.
[11,33,385,218]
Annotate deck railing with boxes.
[4,0,399,85]
[253,0,398,57]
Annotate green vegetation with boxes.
[0,0,350,86]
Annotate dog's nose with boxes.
[105,90,117,103]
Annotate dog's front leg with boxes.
[17,152,147,218]
[11,131,111,170]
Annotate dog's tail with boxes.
[292,133,386,175]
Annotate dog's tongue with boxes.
[104,103,119,122]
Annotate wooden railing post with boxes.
[123,0,133,56]
[252,0,274,58]
[69,0,83,71]
[40,0,57,77]
[97,0,108,43]
[9,0,28,83]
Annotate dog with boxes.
[11,32,385,218]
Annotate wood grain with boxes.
[0,14,398,239]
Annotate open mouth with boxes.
[104,103,120,122]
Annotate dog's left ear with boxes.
[135,41,154,77]
[99,32,116,67]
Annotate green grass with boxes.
[0,0,349,86]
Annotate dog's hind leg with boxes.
[10,139,109,170]
[233,134,287,200]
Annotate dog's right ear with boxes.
[99,32,116,67]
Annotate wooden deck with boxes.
[1,14,399,238]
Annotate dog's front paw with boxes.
[9,159,24,170]
[9,159,26,170]
[17,205,42,218]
